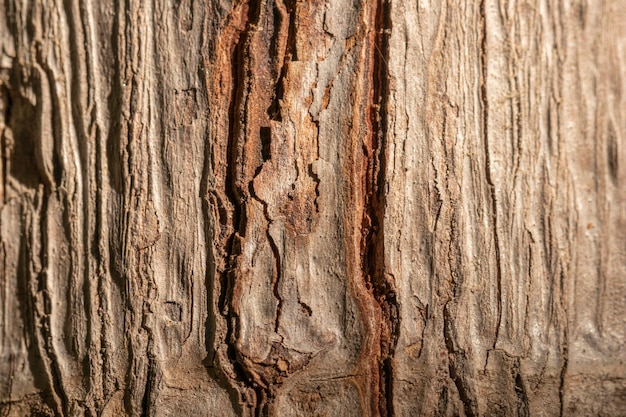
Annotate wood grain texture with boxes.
[0,0,624,416]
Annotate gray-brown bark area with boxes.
[0,0,625,416]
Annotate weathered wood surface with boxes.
[0,0,625,416]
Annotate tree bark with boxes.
[1,0,625,416]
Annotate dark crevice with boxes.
[435,387,448,417]
[607,121,618,182]
[443,304,478,417]
[140,350,158,417]
[382,357,395,416]
[546,103,553,154]
[558,268,569,417]
[106,0,125,194]
[227,342,266,415]
[0,84,11,202]
[218,0,271,415]
[268,226,282,334]
[267,0,296,122]
[298,299,312,317]
[558,346,568,417]
[307,163,321,218]
[259,126,271,161]
[225,0,260,222]
[5,68,46,190]
[201,195,236,413]
[514,369,529,417]
[361,1,398,416]
[283,0,298,61]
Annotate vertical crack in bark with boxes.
[513,361,530,417]
[443,303,478,417]
[140,343,160,417]
[479,0,503,350]
[225,15,256,417]
[362,1,398,415]
[0,85,8,201]
[267,0,295,123]
[201,2,256,415]
[217,1,275,415]
[558,268,569,417]
[266,213,282,335]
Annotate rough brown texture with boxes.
[0,0,625,416]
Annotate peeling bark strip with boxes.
[1,0,626,416]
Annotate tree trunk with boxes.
[0,0,624,415]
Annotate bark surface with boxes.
[0,0,625,416]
